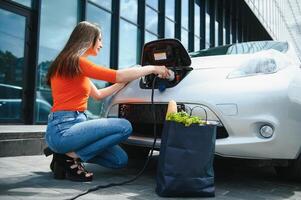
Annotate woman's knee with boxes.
[91,146,129,169]
[119,118,133,137]
[114,152,128,169]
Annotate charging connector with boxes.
[158,69,175,82]
[167,69,175,81]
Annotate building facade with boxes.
[0,0,286,124]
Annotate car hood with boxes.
[105,50,297,109]
[191,53,258,70]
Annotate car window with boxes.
[190,41,288,58]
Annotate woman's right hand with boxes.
[151,65,170,79]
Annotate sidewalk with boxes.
[1,155,301,200]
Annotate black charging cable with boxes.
[67,76,159,200]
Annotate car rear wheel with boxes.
[274,154,301,181]
[121,144,150,160]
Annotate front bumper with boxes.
[106,101,301,160]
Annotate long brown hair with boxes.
[46,21,101,86]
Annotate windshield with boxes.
[190,41,288,58]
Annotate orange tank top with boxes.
[50,57,117,112]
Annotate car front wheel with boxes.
[274,154,301,181]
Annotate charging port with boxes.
[139,39,192,89]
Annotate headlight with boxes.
[227,50,290,79]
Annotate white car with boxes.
[103,39,301,179]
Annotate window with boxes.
[181,0,189,49]
[181,28,188,49]
[11,0,32,8]
[194,1,201,51]
[120,0,137,24]
[181,0,189,29]
[165,0,175,21]
[165,0,175,38]
[36,0,78,122]
[119,0,138,69]
[86,3,111,67]
[0,9,26,121]
[215,0,219,46]
[119,19,138,68]
[146,0,158,10]
[89,0,112,10]
[223,7,226,45]
[205,1,210,48]
[145,0,158,43]
[145,31,157,43]
[0,10,25,80]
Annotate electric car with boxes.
[103,39,301,179]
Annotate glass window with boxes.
[215,20,219,46]
[165,18,175,38]
[223,27,226,45]
[119,19,137,69]
[181,0,189,29]
[146,0,158,10]
[194,36,200,51]
[0,9,25,68]
[165,0,175,20]
[194,2,200,37]
[0,8,26,121]
[89,0,112,10]
[120,0,137,24]
[223,8,226,45]
[36,0,78,122]
[87,3,111,67]
[145,31,157,43]
[229,15,233,44]
[181,28,188,50]
[205,12,210,48]
[145,6,158,34]
[11,0,31,7]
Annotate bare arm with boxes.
[116,65,169,83]
[90,80,126,101]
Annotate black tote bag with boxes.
[156,120,217,197]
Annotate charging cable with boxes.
[67,76,159,200]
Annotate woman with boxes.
[45,21,170,182]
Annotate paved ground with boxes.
[1,155,301,200]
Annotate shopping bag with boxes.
[156,111,217,197]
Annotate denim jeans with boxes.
[45,111,132,169]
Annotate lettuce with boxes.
[166,111,206,126]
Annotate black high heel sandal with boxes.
[53,154,93,182]
[43,147,55,172]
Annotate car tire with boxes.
[121,144,150,160]
[274,154,301,181]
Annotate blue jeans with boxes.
[45,111,132,169]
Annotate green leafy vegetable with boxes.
[166,111,206,126]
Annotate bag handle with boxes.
[185,105,208,123]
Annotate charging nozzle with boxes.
[167,69,175,81]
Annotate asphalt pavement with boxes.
[1,154,301,200]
